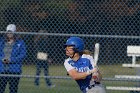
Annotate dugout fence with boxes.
[0,0,139,93]
[0,32,140,93]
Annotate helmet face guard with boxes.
[64,37,84,53]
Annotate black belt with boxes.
[88,84,95,89]
[86,82,101,91]
[85,84,95,92]
[95,82,100,84]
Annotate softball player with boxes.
[64,37,106,93]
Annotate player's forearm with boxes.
[68,68,97,80]
[70,72,90,80]
[70,69,97,80]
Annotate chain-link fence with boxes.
[0,0,139,93]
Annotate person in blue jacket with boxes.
[0,24,26,93]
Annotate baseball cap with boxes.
[6,24,16,32]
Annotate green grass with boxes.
[4,64,139,93]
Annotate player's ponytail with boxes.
[83,49,93,56]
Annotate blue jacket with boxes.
[0,38,26,73]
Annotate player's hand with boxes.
[86,68,98,75]
[92,72,99,81]
[91,68,98,73]
[2,58,9,64]
[92,71,102,82]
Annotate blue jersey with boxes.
[64,54,94,91]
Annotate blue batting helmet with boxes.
[64,37,84,52]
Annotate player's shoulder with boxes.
[64,58,71,65]
[82,54,93,59]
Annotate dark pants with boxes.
[0,72,20,93]
[35,60,52,86]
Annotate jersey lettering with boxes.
[75,66,90,72]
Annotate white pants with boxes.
[87,84,106,93]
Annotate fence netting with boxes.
[0,0,139,93]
